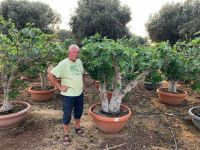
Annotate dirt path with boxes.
[0,78,200,150]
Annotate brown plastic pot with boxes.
[0,101,31,129]
[157,88,187,105]
[144,82,162,90]
[28,86,56,101]
[188,106,200,130]
[89,103,132,133]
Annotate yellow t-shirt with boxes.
[51,58,84,96]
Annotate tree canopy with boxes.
[145,0,200,45]
[0,0,61,33]
[70,0,131,41]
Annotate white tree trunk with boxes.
[0,70,14,112]
[168,80,177,93]
[99,82,109,113]
[108,70,122,113]
[109,69,150,114]
[40,72,48,90]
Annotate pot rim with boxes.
[157,87,187,97]
[89,103,132,122]
[188,106,200,120]
[144,81,162,84]
[28,86,57,94]
[0,101,31,119]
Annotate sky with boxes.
[3,0,186,37]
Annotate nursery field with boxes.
[0,76,200,150]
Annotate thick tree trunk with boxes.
[100,82,109,113]
[168,80,177,93]
[40,72,48,90]
[108,69,150,114]
[0,69,14,112]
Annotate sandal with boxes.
[75,128,85,136]
[63,134,71,146]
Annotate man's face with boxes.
[68,47,79,61]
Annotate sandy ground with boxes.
[0,77,200,150]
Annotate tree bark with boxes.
[108,69,150,114]
[0,69,15,112]
[40,71,48,90]
[168,80,177,93]
[99,82,109,113]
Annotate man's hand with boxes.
[58,85,68,92]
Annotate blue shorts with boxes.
[62,93,84,125]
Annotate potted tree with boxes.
[157,42,191,105]
[144,69,164,90]
[26,28,60,101]
[187,34,200,129]
[0,17,32,128]
[80,34,161,132]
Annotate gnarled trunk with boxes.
[40,72,48,90]
[100,82,109,113]
[101,69,150,114]
[168,80,177,93]
[0,69,16,112]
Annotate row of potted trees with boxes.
[0,16,199,132]
[80,33,200,132]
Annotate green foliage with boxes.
[0,0,61,33]
[158,41,188,81]
[55,29,74,42]
[145,70,165,84]
[146,0,200,45]
[70,0,131,42]
[191,80,200,92]
[117,34,149,48]
[0,16,64,96]
[80,34,160,91]
[158,33,200,83]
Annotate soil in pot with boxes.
[192,107,200,117]
[0,103,27,116]
[93,104,129,118]
[159,88,185,94]
[31,85,55,91]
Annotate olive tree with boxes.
[146,0,200,45]
[0,0,61,33]
[70,0,131,42]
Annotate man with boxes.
[48,44,85,146]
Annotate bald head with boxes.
[68,44,80,61]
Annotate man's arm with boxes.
[47,72,68,92]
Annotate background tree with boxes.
[145,0,200,45]
[70,0,131,42]
[0,0,61,33]
[55,29,73,42]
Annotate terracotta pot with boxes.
[157,88,187,105]
[188,106,200,130]
[94,80,100,90]
[0,101,31,129]
[28,86,56,101]
[89,103,131,133]
[144,82,162,90]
